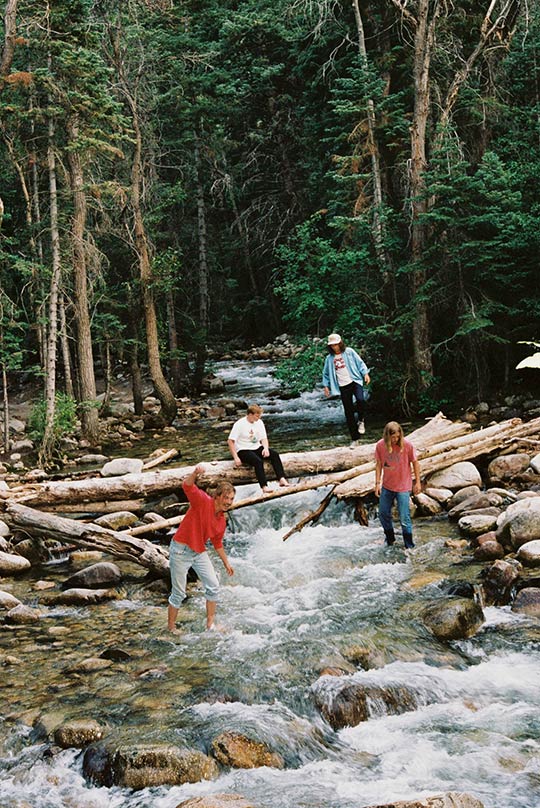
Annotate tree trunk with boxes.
[192,134,209,393]
[40,111,62,464]
[1,361,10,453]
[66,114,99,444]
[58,293,74,398]
[3,413,470,508]
[0,0,18,77]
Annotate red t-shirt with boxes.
[375,438,417,493]
[172,482,225,553]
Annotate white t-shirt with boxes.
[333,353,352,387]
[228,416,267,451]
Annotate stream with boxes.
[0,360,539,808]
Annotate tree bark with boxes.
[0,0,18,77]
[66,114,99,443]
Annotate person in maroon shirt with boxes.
[167,464,235,632]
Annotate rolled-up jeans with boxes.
[378,487,413,534]
[168,540,220,609]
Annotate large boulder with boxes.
[422,598,485,641]
[312,677,419,730]
[176,798,256,808]
[62,562,123,590]
[426,463,482,491]
[364,793,485,808]
[448,491,504,519]
[83,744,218,789]
[0,551,31,575]
[54,719,105,749]
[480,559,521,606]
[100,458,144,477]
[447,486,482,509]
[496,497,540,550]
[511,587,540,617]
[516,540,540,567]
[487,453,531,482]
[210,731,284,769]
[458,513,499,537]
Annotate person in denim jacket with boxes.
[322,333,371,441]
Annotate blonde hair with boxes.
[247,403,263,416]
[383,421,404,451]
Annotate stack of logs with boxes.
[1,412,539,577]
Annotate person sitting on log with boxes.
[168,464,235,633]
[374,421,421,549]
[227,403,289,493]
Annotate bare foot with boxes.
[278,478,289,487]
[168,626,182,635]
[261,486,271,494]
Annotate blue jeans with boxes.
[168,541,220,609]
[378,488,414,547]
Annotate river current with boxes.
[0,361,539,808]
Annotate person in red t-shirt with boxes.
[167,464,235,632]
[374,421,421,548]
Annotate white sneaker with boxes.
[358,421,365,435]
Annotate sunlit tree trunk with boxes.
[58,293,74,398]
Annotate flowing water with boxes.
[0,361,539,808]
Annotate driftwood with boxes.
[3,502,170,577]
[0,413,469,510]
[142,448,179,470]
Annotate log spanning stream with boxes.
[0,361,539,808]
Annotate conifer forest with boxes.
[1,0,539,457]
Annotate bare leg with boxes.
[278,477,289,487]
[168,603,179,632]
[206,600,217,630]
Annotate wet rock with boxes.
[341,644,384,670]
[480,559,521,606]
[414,493,442,516]
[66,657,114,674]
[62,562,123,590]
[496,497,540,550]
[448,492,504,519]
[77,454,110,465]
[54,719,104,749]
[0,590,21,609]
[99,647,131,662]
[473,541,505,561]
[363,793,485,808]
[422,598,485,641]
[45,587,123,606]
[4,604,42,624]
[0,550,31,575]
[10,538,43,563]
[312,677,419,730]
[211,731,284,769]
[426,463,482,491]
[487,453,531,482]
[83,744,219,789]
[458,513,499,537]
[516,539,540,567]
[511,587,540,617]
[100,457,144,477]
[175,796,256,808]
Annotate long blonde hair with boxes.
[383,421,404,452]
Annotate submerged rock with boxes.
[211,731,283,770]
[83,743,219,789]
[422,598,485,641]
[364,792,485,808]
[175,797,255,808]
[312,677,419,730]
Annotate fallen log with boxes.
[3,502,170,577]
[334,416,540,499]
[0,413,468,510]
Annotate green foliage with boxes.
[28,393,78,449]
[274,340,327,396]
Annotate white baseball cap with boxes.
[327,333,342,345]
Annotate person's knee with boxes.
[168,591,185,609]
[204,577,220,602]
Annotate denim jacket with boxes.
[322,347,369,396]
